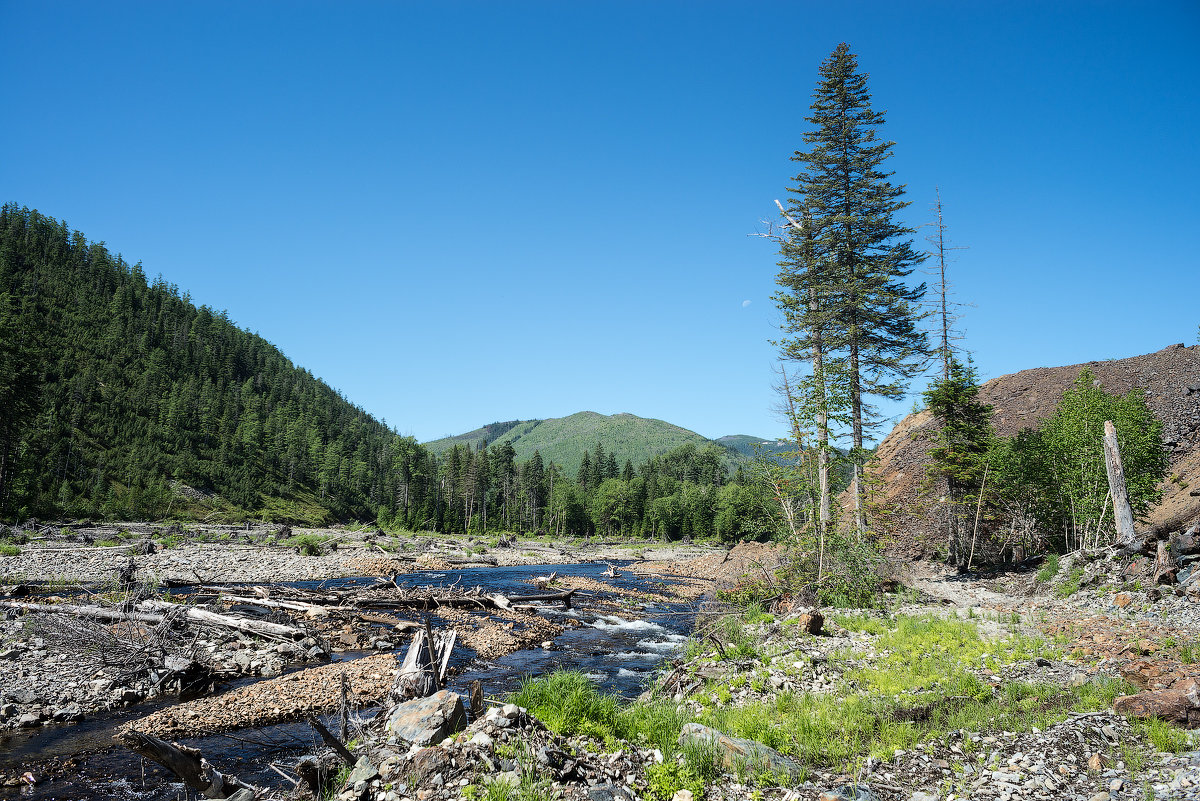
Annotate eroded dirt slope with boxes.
[862,343,1200,554]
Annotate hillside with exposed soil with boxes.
[863,343,1200,556]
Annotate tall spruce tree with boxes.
[786,42,928,533]
[774,203,849,541]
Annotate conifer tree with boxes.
[578,451,592,489]
[786,42,928,533]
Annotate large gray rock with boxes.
[385,690,467,746]
[678,722,804,781]
[586,785,637,801]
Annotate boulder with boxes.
[385,690,466,746]
[796,610,825,635]
[678,722,804,780]
[1113,689,1196,727]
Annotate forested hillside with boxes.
[0,206,782,538]
[425,412,726,477]
[0,205,427,523]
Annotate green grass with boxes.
[510,617,1146,789]
[1055,567,1085,598]
[1135,717,1193,753]
[1036,553,1060,583]
[0,544,20,557]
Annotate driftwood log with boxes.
[116,730,256,799]
[1,599,311,641]
[359,589,576,611]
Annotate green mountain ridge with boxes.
[0,205,426,524]
[425,413,784,477]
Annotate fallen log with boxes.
[306,714,355,765]
[214,594,331,616]
[0,600,169,625]
[358,588,576,611]
[116,730,256,799]
[447,555,498,566]
[138,599,310,640]
[0,598,313,642]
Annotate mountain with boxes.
[861,343,1200,553]
[0,205,426,524]
[425,411,734,477]
[714,434,792,460]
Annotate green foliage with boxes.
[0,543,20,557]
[923,358,994,567]
[990,369,1167,552]
[645,762,706,801]
[288,534,327,556]
[777,42,928,530]
[1035,553,1060,583]
[1055,567,1084,598]
[0,205,429,524]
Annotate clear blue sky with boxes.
[3,1,1197,444]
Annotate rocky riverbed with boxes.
[0,523,716,585]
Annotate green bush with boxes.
[287,534,327,556]
[991,369,1167,553]
[646,761,706,801]
[0,543,20,557]
[1035,553,1060,583]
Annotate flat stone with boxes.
[586,786,636,801]
[1114,690,1195,727]
[679,722,805,781]
[348,757,378,784]
[817,785,881,801]
[386,690,467,746]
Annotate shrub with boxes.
[287,534,326,556]
[0,543,20,557]
[1035,553,1060,583]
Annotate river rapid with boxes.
[0,562,696,800]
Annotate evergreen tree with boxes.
[923,358,993,568]
[577,451,592,490]
[787,43,928,533]
[0,292,40,516]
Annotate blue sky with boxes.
[3,1,1197,444]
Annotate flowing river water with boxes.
[0,562,697,800]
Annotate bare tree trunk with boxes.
[773,200,832,539]
[850,336,864,536]
[1103,420,1137,550]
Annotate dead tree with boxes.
[116,730,256,799]
[1104,420,1138,551]
[390,627,456,702]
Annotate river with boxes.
[0,562,696,800]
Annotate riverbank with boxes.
[0,523,719,585]
[0,551,707,798]
[302,551,1200,801]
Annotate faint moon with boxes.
[741,300,752,308]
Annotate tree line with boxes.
[0,207,777,538]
